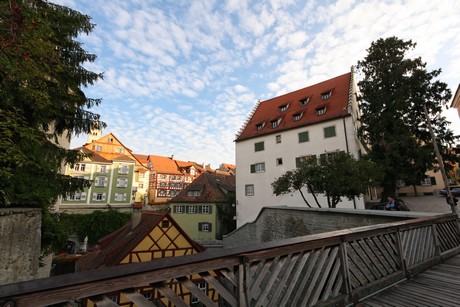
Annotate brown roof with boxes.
[170,172,235,203]
[112,155,136,162]
[76,211,205,271]
[236,72,352,141]
[133,153,149,165]
[148,155,182,174]
[76,147,111,164]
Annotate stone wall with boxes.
[224,206,435,248]
[0,208,42,285]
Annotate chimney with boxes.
[171,154,174,160]
[132,202,143,230]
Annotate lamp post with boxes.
[422,103,457,214]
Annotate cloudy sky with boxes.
[54,0,460,168]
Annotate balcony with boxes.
[0,214,459,306]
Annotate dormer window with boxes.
[299,97,310,106]
[279,103,290,112]
[187,190,201,196]
[271,118,281,128]
[316,106,327,116]
[292,112,303,121]
[255,122,265,131]
[321,90,332,100]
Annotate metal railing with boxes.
[1,213,459,306]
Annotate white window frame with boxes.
[201,205,210,214]
[116,177,128,188]
[94,176,107,187]
[175,205,183,214]
[245,184,254,196]
[118,165,129,174]
[189,205,196,214]
[421,178,432,186]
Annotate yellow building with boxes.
[77,210,218,306]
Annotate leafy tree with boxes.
[0,0,105,250]
[272,152,379,208]
[357,37,457,200]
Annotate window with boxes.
[73,163,86,172]
[271,119,281,128]
[254,141,264,152]
[108,295,118,303]
[158,190,166,196]
[279,104,289,112]
[138,183,144,189]
[296,155,317,167]
[293,112,303,121]
[299,97,310,106]
[189,205,196,213]
[190,169,196,175]
[92,192,106,201]
[114,193,127,201]
[115,147,124,153]
[191,282,207,304]
[276,135,281,144]
[175,205,183,213]
[139,173,145,179]
[276,158,283,166]
[245,184,254,196]
[298,131,309,143]
[160,182,167,188]
[319,151,345,162]
[159,174,167,179]
[201,205,210,214]
[199,222,212,232]
[250,162,265,173]
[316,106,327,115]
[94,176,107,187]
[118,165,129,174]
[321,90,332,100]
[92,145,102,151]
[187,190,201,196]
[116,177,128,187]
[324,126,336,138]
[68,192,86,201]
[107,137,114,143]
[98,165,107,173]
[421,177,436,186]
[256,122,265,130]
[161,220,169,228]
[396,180,406,187]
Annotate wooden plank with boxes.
[121,289,155,307]
[200,272,237,307]
[255,254,288,307]
[300,247,332,306]
[279,251,310,307]
[216,267,237,287]
[372,235,398,273]
[247,258,273,301]
[151,281,188,307]
[310,246,339,305]
[320,257,342,302]
[176,277,217,307]
[290,248,321,306]
[266,253,299,307]
[88,295,120,307]
[393,283,459,306]
[402,281,460,304]
[351,240,381,280]
[361,237,390,277]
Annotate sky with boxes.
[53,0,460,168]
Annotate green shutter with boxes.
[324,126,336,138]
[295,157,301,168]
[298,131,309,143]
[198,222,202,231]
[208,205,212,214]
[255,142,264,152]
[208,223,212,231]
[250,164,256,173]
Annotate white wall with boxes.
[235,116,365,227]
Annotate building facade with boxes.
[170,172,236,243]
[235,71,366,226]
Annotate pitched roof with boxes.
[133,153,149,166]
[76,211,205,271]
[170,172,235,203]
[236,72,352,142]
[76,147,111,164]
[112,154,136,163]
[148,155,183,174]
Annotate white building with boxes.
[235,70,366,226]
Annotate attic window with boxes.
[187,190,201,196]
[107,137,113,143]
[299,97,310,106]
[292,112,303,121]
[271,118,281,128]
[255,122,265,131]
[279,103,289,112]
[316,106,327,116]
[321,90,332,100]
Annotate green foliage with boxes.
[272,152,379,208]
[0,0,106,250]
[357,37,457,199]
[58,209,132,245]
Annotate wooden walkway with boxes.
[362,253,460,306]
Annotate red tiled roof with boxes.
[76,211,205,271]
[236,72,352,142]
[133,153,149,165]
[76,147,111,163]
[170,172,235,203]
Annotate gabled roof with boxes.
[89,132,133,153]
[76,211,205,271]
[76,147,111,164]
[170,172,235,203]
[133,154,149,166]
[112,155,136,163]
[236,72,352,141]
[148,155,183,174]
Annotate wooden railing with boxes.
[1,213,459,307]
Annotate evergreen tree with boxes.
[0,0,105,250]
[357,37,457,200]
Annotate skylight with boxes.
[271,118,281,128]
[321,90,332,100]
[293,112,303,121]
[316,106,327,115]
[299,97,310,106]
[255,122,265,130]
[279,103,290,112]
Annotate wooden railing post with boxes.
[395,227,408,277]
[238,256,248,307]
[339,240,352,302]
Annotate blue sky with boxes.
[54,0,460,168]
